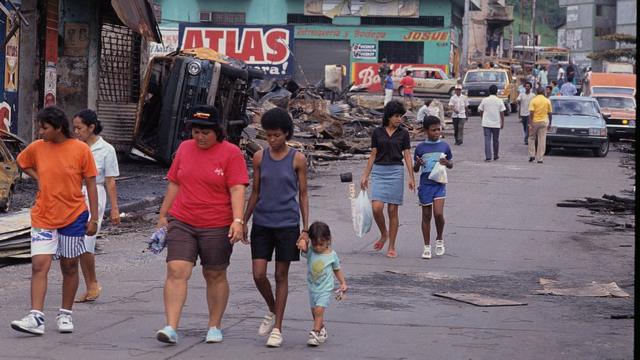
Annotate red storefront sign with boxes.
[352,63,448,92]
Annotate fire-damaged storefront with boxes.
[16,0,161,143]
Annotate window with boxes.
[199,12,246,25]
[378,41,424,63]
[595,4,603,16]
[361,16,444,27]
[287,14,332,24]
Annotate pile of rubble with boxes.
[244,81,449,163]
[0,210,30,262]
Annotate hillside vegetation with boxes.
[507,0,565,46]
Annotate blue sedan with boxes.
[546,96,609,157]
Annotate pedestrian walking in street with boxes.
[154,105,249,345]
[557,65,566,87]
[360,100,415,258]
[71,109,120,303]
[297,221,347,347]
[399,70,416,109]
[517,82,535,145]
[582,67,592,96]
[243,108,309,348]
[383,69,394,106]
[378,58,390,90]
[545,85,553,98]
[550,80,560,96]
[427,99,447,137]
[11,106,99,336]
[528,87,553,163]
[560,77,577,96]
[413,116,453,259]
[538,66,549,88]
[478,85,505,161]
[448,84,469,145]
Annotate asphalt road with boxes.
[0,112,634,359]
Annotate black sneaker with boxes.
[537,160,543,164]
[493,157,499,161]
[529,157,535,162]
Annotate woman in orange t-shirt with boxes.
[11,106,99,336]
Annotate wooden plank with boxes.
[433,292,527,307]
[0,229,30,241]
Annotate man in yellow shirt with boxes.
[528,87,553,163]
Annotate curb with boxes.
[105,195,164,215]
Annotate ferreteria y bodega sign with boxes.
[178,24,295,78]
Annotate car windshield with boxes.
[594,96,636,110]
[591,87,635,96]
[464,71,507,84]
[552,99,600,116]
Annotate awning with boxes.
[111,0,162,43]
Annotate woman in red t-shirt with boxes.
[154,105,249,344]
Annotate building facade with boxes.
[557,0,617,70]
[155,0,477,84]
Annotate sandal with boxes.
[386,250,397,258]
[373,240,386,251]
[75,285,102,303]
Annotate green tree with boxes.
[588,34,636,61]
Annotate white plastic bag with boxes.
[428,153,448,184]
[352,190,373,238]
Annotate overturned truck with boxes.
[133,48,264,164]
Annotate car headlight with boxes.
[588,128,606,136]
[547,126,557,134]
[187,61,202,76]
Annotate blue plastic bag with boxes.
[353,190,373,238]
[145,226,167,254]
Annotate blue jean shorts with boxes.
[418,183,446,206]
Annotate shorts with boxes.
[309,290,332,308]
[250,224,300,262]
[31,211,90,258]
[418,183,446,206]
[165,216,233,270]
[82,185,106,253]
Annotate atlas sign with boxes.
[178,24,294,77]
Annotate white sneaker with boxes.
[318,326,327,343]
[422,245,432,259]
[11,312,45,335]
[257,312,275,336]
[307,330,321,346]
[265,328,283,347]
[435,240,445,256]
[56,313,74,333]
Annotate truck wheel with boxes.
[593,141,609,157]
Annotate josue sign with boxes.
[178,24,295,78]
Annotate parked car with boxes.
[592,93,636,141]
[133,48,264,165]
[546,96,609,157]
[0,130,25,212]
[461,68,518,114]
[393,66,458,96]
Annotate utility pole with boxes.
[460,0,470,74]
[531,0,536,46]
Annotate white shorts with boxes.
[82,185,106,253]
[31,211,90,258]
[384,89,393,105]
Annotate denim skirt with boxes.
[370,164,405,205]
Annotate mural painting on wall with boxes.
[179,24,295,78]
[304,0,419,18]
[4,13,19,93]
[44,64,57,107]
[351,63,448,92]
[0,102,11,132]
[149,28,179,59]
[63,22,89,56]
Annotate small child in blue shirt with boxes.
[298,221,347,347]
[413,115,453,260]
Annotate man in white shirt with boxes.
[516,81,536,145]
[448,84,469,145]
[557,66,566,87]
[478,85,506,161]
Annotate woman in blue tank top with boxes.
[243,108,309,347]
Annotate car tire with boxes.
[544,145,551,155]
[593,141,609,157]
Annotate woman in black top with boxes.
[360,100,415,258]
